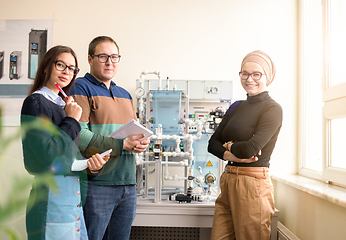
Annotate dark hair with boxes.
[29,45,79,96]
[88,36,119,56]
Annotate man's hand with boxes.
[87,153,110,171]
[123,134,150,153]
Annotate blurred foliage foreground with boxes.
[0,107,57,240]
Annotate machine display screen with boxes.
[10,56,16,61]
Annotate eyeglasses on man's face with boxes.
[54,60,80,75]
[92,54,121,63]
[239,71,265,81]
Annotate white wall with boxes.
[0,0,298,239]
[1,0,299,173]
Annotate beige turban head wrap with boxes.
[240,50,276,86]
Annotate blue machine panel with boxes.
[30,54,38,79]
[152,90,182,135]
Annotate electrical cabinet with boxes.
[28,29,47,79]
[9,51,22,80]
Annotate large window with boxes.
[300,0,346,187]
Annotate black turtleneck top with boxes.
[208,91,282,167]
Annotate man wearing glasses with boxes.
[69,36,149,240]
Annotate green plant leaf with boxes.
[0,226,19,240]
[0,107,60,239]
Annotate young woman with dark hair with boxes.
[21,45,109,240]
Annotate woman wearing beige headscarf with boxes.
[208,50,282,239]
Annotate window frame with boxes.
[299,0,346,187]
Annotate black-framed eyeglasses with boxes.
[91,54,121,63]
[54,60,80,75]
[239,71,265,81]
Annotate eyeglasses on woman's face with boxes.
[239,71,265,81]
[55,60,80,75]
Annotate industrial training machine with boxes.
[134,71,232,204]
